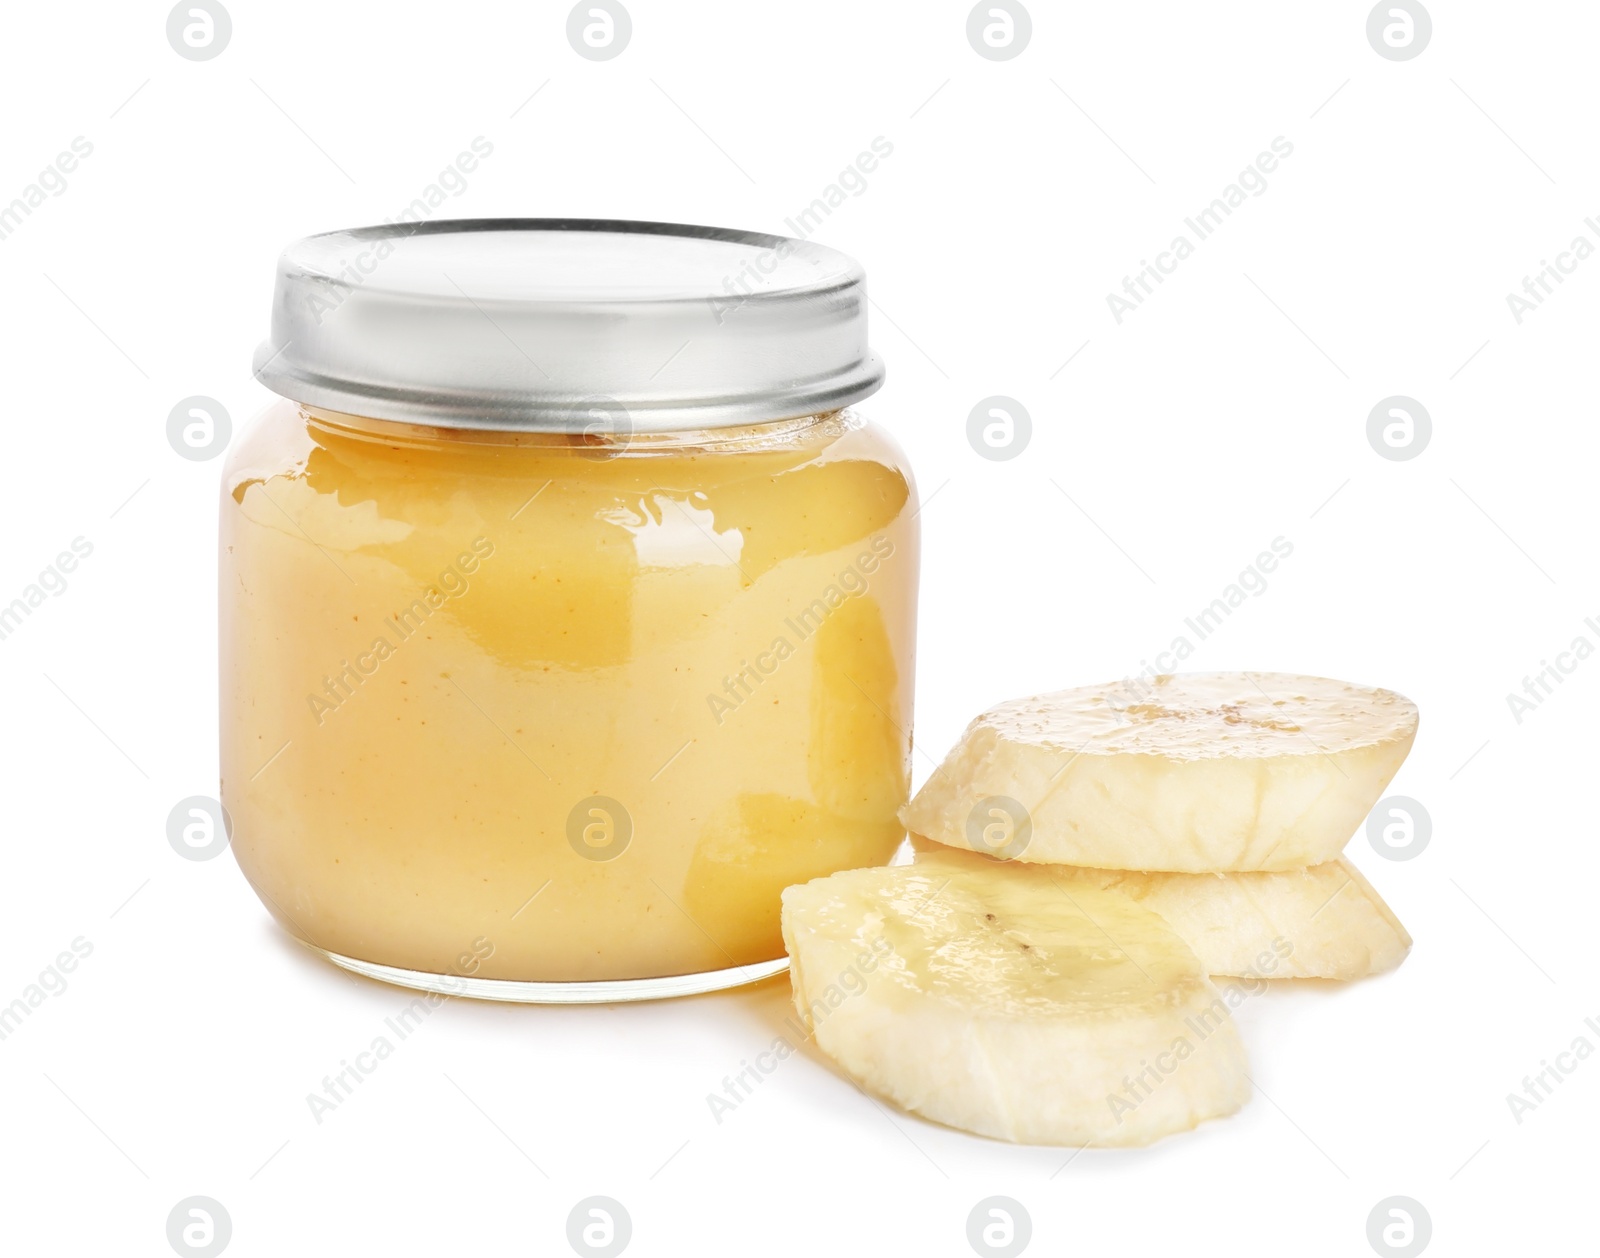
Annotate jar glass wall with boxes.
[219,400,918,997]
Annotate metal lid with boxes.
[252,218,885,431]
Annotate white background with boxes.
[1,1,1594,1254]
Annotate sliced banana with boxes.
[780,859,1250,1147]
[912,839,1411,980]
[902,672,1418,872]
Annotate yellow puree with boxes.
[220,402,917,982]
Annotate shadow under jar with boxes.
[221,219,918,1001]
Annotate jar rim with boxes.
[299,402,860,455]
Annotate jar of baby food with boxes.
[221,219,918,1001]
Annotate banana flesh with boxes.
[781,860,1250,1147]
[911,838,1411,980]
[901,672,1418,872]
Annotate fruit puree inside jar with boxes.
[220,401,918,982]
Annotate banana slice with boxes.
[902,672,1418,872]
[912,839,1411,980]
[780,859,1250,1147]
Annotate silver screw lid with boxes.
[252,218,885,431]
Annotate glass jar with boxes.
[221,220,918,1001]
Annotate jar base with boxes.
[308,944,791,1004]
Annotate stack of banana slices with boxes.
[780,672,1419,1148]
